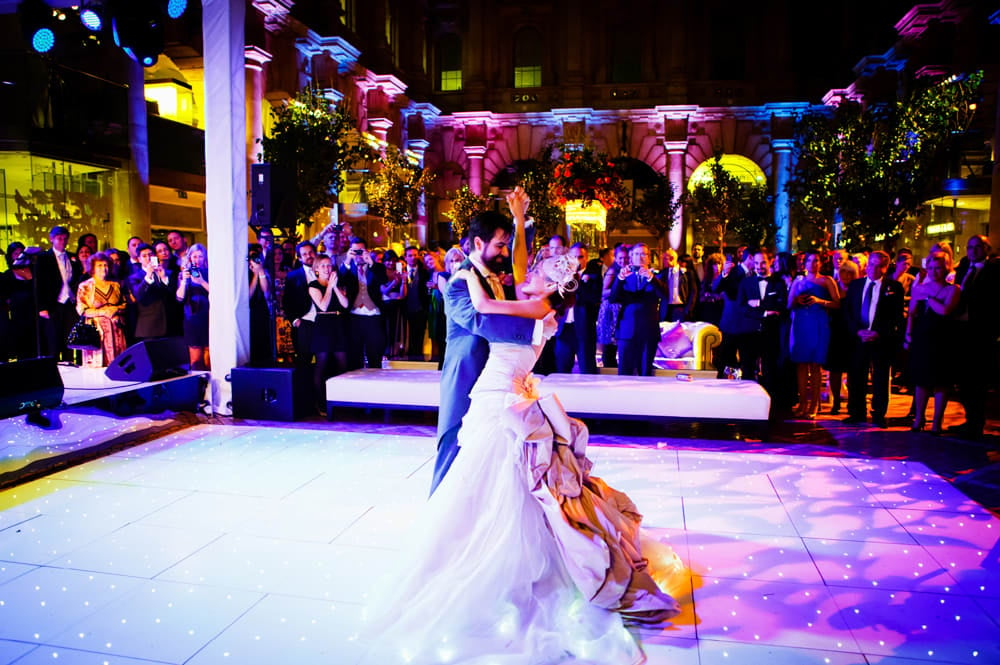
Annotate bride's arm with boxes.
[455,269,552,319]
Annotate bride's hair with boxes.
[528,253,578,315]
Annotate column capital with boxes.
[463,145,488,159]
[663,140,689,154]
[244,45,272,72]
[296,31,361,74]
[318,87,344,104]
[771,139,795,152]
[251,0,294,32]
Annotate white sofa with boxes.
[653,321,722,371]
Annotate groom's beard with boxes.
[481,251,507,274]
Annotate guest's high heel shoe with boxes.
[910,422,924,432]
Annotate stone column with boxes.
[409,138,431,244]
[245,46,272,166]
[771,139,794,253]
[114,60,151,249]
[464,145,487,196]
[664,140,688,251]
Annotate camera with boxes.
[190,268,201,279]
[150,256,159,267]
[248,252,262,265]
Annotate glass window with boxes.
[610,25,641,84]
[437,34,462,91]
[513,27,542,89]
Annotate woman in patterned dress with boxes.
[75,252,127,367]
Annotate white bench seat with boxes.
[326,369,771,424]
[538,374,771,422]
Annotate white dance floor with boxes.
[0,424,998,665]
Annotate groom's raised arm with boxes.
[447,278,536,344]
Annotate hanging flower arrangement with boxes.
[364,145,435,228]
[444,185,490,239]
[548,147,629,209]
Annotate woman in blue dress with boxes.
[176,243,211,370]
[787,251,839,418]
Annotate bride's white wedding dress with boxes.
[358,341,681,664]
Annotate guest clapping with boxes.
[905,251,960,434]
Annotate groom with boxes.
[430,193,550,495]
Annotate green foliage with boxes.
[364,145,435,229]
[518,144,564,245]
[790,71,983,250]
[444,185,490,239]
[632,172,681,248]
[686,154,769,250]
[259,88,370,226]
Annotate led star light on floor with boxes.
[0,424,997,664]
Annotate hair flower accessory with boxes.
[533,253,579,296]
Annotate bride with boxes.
[358,195,681,665]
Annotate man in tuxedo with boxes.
[430,188,549,495]
[553,242,601,374]
[657,248,695,322]
[127,243,173,341]
[737,250,788,396]
[401,245,431,360]
[610,242,669,376]
[339,237,388,371]
[281,241,318,372]
[36,225,82,360]
[844,250,905,427]
[951,235,999,440]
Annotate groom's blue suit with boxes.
[429,260,536,495]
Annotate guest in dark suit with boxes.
[153,240,183,336]
[951,235,999,440]
[737,250,788,398]
[36,225,82,361]
[339,237,388,370]
[609,243,669,376]
[716,247,755,377]
[553,243,600,374]
[844,250,905,427]
[402,245,431,360]
[127,243,173,341]
[281,241,318,372]
[657,248,695,323]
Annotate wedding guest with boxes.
[950,235,999,440]
[309,254,349,413]
[153,240,183,336]
[906,251,960,434]
[425,250,448,364]
[248,244,273,366]
[596,244,628,368]
[76,252,127,367]
[166,230,189,265]
[340,237,388,370]
[127,243,173,342]
[36,225,82,361]
[435,247,467,369]
[282,241,318,371]
[176,243,210,370]
[610,243,668,376]
[844,251,905,428]
[788,251,839,418]
[1,242,32,361]
[825,260,859,415]
[78,233,98,255]
[76,241,93,279]
[695,252,725,326]
[380,249,406,359]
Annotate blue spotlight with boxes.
[31,27,55,53]
[80,7,103,32]
[166,0,187,20]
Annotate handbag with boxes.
[67,317,102,349]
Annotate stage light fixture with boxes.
[110,0,165,68]
[165,0,187,20]
[18,0,58,54]
[32,26,55,53]
[79,4,104,32]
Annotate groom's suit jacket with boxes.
[436,259,535,446]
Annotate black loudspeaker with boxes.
[231,365,311,421]
[251,163,296,229]
[105,338,189,382]
[0,357,64,419]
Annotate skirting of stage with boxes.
[0,423,997,665]
[0,367,209,489]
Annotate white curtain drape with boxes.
[202,0,248,414]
